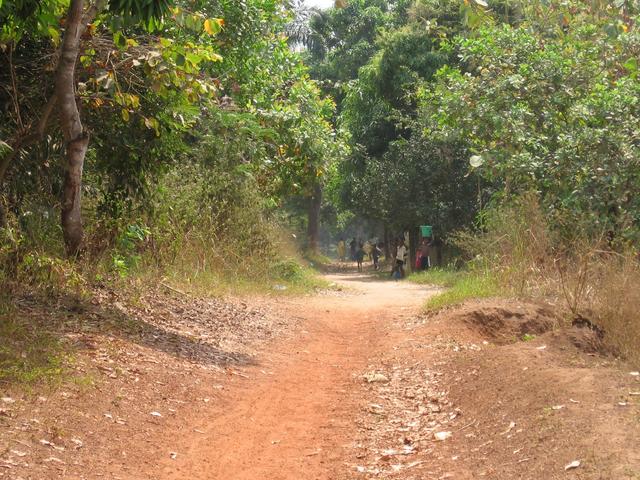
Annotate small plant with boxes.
[270,259,305,282]
[407,268,465,287]
[17,252,86,296]
[111,224,150,277]
[521,333,536,342]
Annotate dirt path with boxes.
[3,270,639,479]
[155,271,640,480]
[159,272,439,480]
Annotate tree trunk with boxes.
[56,0,90,256]
[307,182,322,252]
[383,224,390,259]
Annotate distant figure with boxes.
[393,238,407,279]
[355,242,365,272]
[419,238,431,270]
[372,242,382,271]
[349,237,357,261]
[337,238,346,262]
[363,240,373,261]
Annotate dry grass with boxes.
[585,254,640,365]
[455,194,640,367]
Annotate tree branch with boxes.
[7,43,24,130]
[82,0,108,26]
[0,93,58,183]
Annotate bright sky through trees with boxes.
[305,0,334,9]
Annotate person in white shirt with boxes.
[394,239,407,279]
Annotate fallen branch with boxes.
[455,419,477,432]
[159,282,188,296]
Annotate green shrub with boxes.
[270,259,305,281]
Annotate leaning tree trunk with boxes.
[55,0,91,257]
[307,182,322,252]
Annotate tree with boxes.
[1,0,222,255]
[420,10,640,239]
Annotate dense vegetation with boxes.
[1,0,346,291]
[298,0,639,244]
[1,0,639,296]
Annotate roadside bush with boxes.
[145,161,281,288]
[456,194,640,366]
[270,259,305,282]
[453,193,554,297]
[0,157,309,298]
[583,253,640,365]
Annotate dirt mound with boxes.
[435,300,558,344]
[352,294,640,480]
[560,324,606,354]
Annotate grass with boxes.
[408,268,502,311]
[150,254,330,298]
[302,249,334,271]
[0,311,72,386]
[407,268,466,288]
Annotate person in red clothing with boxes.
[419,237,431,270]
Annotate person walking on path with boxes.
[372,242,382,271]
[337,238,346,262]
[393,238,407,279]
[349,238,357,262]
[363,240,373,261]
[419,238,431,270]
[356,242,365,272]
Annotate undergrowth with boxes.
[425,273,500,310]
[0,309,71,386]
[452,194,640,367]
[0,163,326,386]
[407,268,465,288]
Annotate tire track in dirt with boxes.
[153,273,640,480]
[158,272,438,480]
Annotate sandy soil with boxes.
[2,270,639,479]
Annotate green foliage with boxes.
[305,0,640,248]
[17,252,87,295]
[421,21,640,240]
[110,224,149,277]
[375,27,448,108]
[408,266,501,311]
[304,0,397,103]
[407,267,465,287]
[317,0,476,236]
[270,259,305,281]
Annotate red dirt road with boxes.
[155,272,640,480]
[159,273,438,480]
[5,270,638,479]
